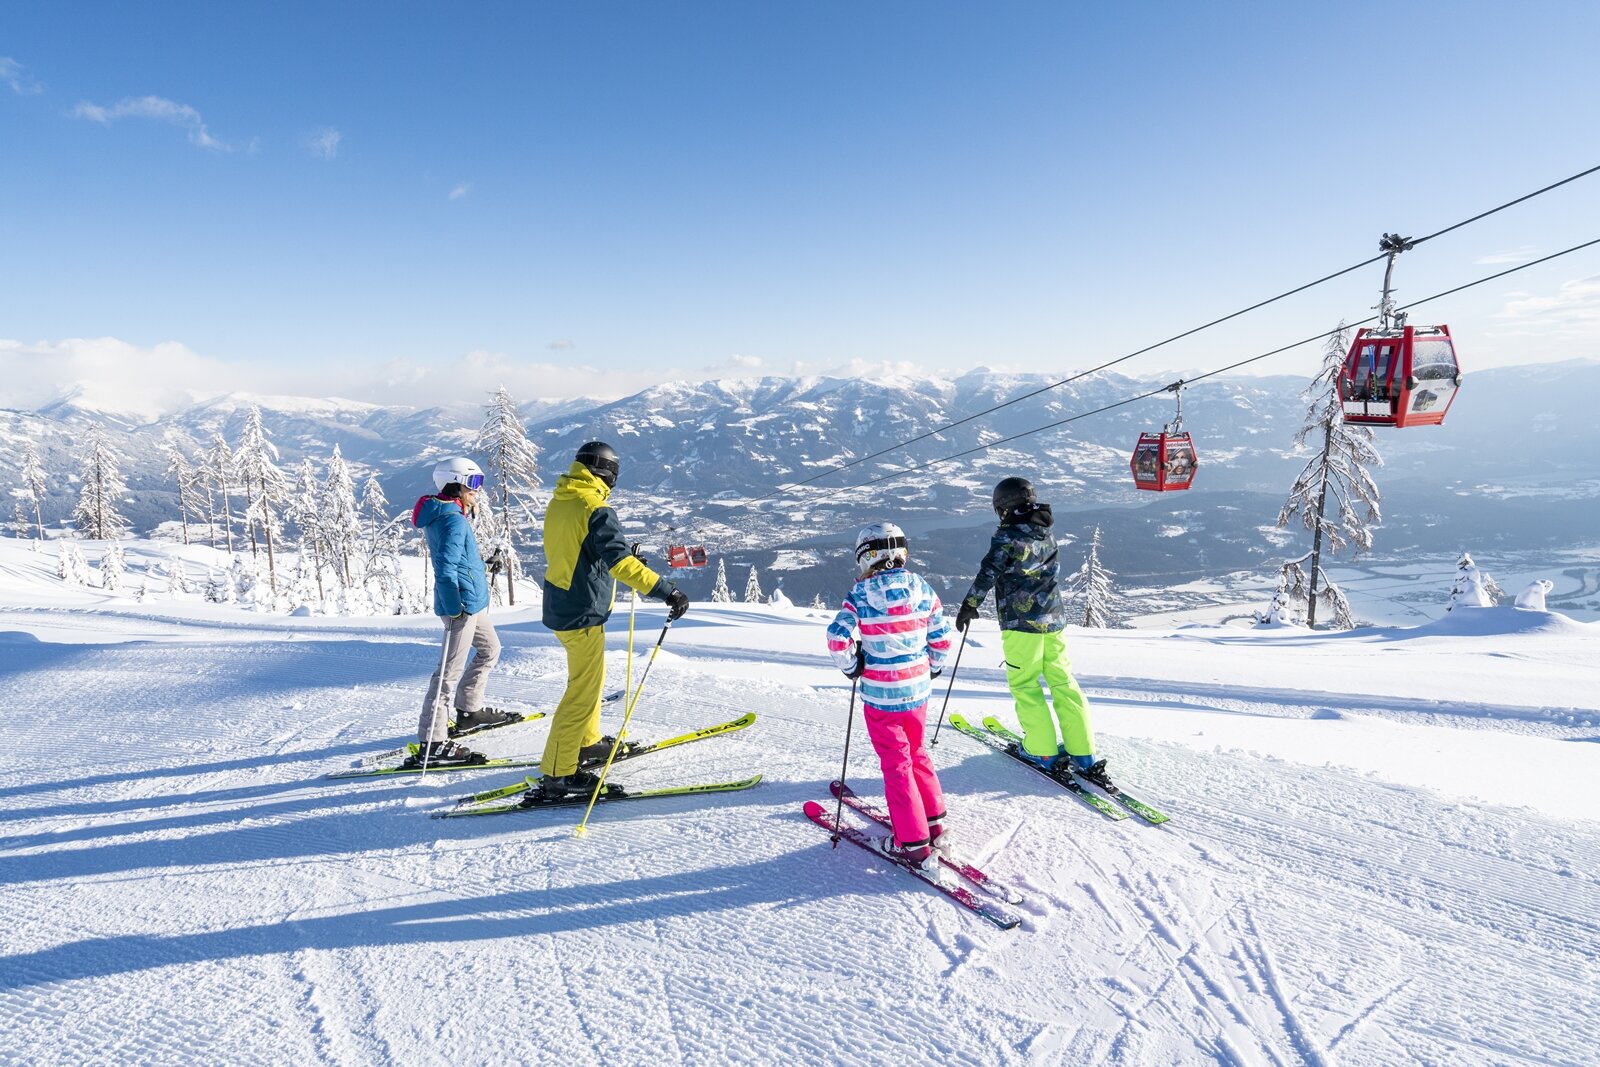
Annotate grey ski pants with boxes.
[418,610,501,743]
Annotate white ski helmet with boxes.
[432,457,486,493]
[855,521,909,574]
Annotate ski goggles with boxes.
[463,473,485,490]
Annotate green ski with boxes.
[947,713,1128,821]
[451,712,759,806]
[979,716,1169,825]
[436,774,762,818]
[326,754,542,780]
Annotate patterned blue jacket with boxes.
[961,506,1066,634]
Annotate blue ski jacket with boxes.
[413,495,490,618]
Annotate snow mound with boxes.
[1405,605,1591,638]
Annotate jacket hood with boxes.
[1003,503,1053,530]
[413,494,465,528]
[854,565,923,615]
[552,462,612,507]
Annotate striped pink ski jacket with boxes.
[827,567,952,714]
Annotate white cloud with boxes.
[0,337,240,421]
[72,95,230,151]
[1,57,43,95]
[1491,276,1600,341]
[303,127,341,160]
[448,182,471,201]
[0,337,1044,417]
[547,339,576,351]
[1476,246,1541,266]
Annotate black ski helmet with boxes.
[575,441,620,488]
[992,476,1035,517]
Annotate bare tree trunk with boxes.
[216,457,234,554]
[247,475,261,559]
[263,500,278,594]
[1306,421,1334,629]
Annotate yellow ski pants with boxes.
[1002,629,1096,759]
[541,624,606,776]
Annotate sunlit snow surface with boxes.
[0,540,1597,1066]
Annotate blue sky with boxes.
[3,1,1598,413]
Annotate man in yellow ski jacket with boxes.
[540,441,689,793]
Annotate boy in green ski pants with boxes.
[955,476,1113,788]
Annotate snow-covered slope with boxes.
[0,539,1596,1065]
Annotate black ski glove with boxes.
[665,586,690,622]
[955,602,980,632]
[843,646,865,679]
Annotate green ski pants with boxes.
[1001,629,1095,759]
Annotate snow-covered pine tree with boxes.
[1255,565,1304,626]
[72,425,131,541]
[323,445,361,588]
[810,592,827,610]
[470,386,543,606]
[361,514,419,615]
[359,475,389,539]
[287,543,321,612]
[233,406,289,594]
[710,558,733,603]
[205,433,236,554]
[57,542,90,585]
[19,440,47,542]
[137,574,152,602]
[285,459,328,603]
[203,567,233,604]
[1276,324,1382,629]
[11,502,29,541]
[164,444,201,546]
[229,554,263,610]
[98,542,126,592]
[167,557,191,598]
[744,565,764,604]
[1448,551,1505,611]
[1064,525,1120,628]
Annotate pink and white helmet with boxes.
[854,521,909,575]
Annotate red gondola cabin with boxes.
[1337,324,1460,427]
[667,545,708,568]
[1130,431,1198,492]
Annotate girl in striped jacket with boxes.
[826,522,953,869]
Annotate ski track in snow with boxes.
[0,600,1597,1066]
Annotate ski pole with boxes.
[929,628,968,747]
[830,673,860,848]
[625,586,637,706]
[576,613,673,837]
[417,616,457,781]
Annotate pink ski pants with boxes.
[863,704,945,849]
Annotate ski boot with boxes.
[873,834,938,873]
[450,706,523,737]
[1011,745,1063,773]
[1073,758,1120,797]
[577,739,616,765]
[531,769,602,801]
[402,740,487,770]
[927,813,954,853]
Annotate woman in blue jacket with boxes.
[408,457,517,767]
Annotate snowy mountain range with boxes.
[4,361,1597,609]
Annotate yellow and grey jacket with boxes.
[541,462,669,631]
